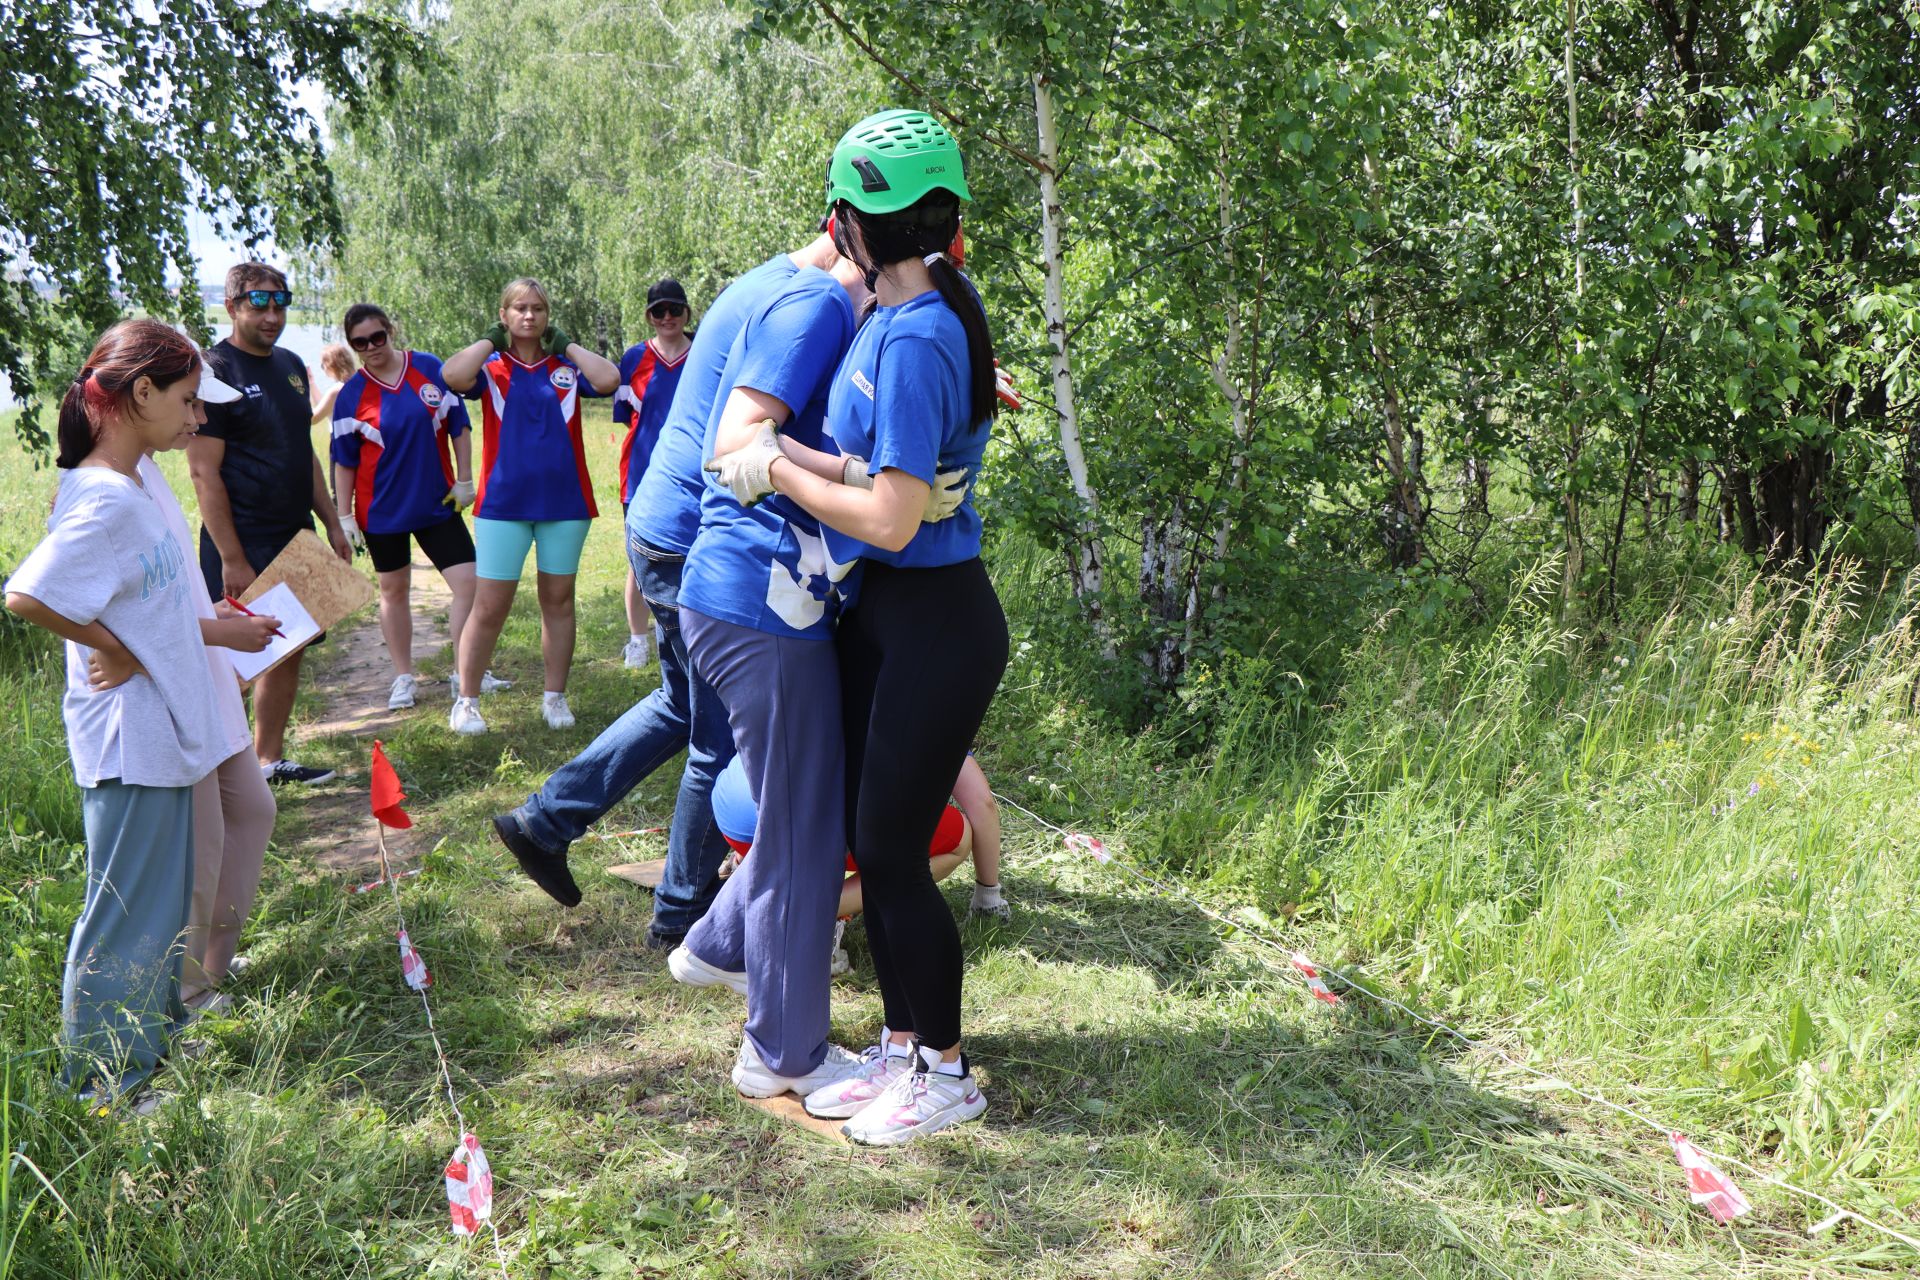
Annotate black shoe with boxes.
[643,924,686,952]
[490,812,581,907]
[263,760,336,786]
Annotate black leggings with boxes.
[839,558,1008,1049]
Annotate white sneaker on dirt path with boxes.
[542,692,575,730]
[732,1037,866,1099]
[667,944,746,995]
[804,1041,912,1119]
[624,635,653,669]
[387,674,417,710]
[450,696,487,736]
[842,1057,987,1145]
[480,670,512,694]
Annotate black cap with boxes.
[647,278,688,308]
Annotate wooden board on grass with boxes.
[740,1091,850,1145]
[606,859,666,889]
[239,529,377,631]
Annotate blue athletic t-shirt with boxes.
[466,351,605,523]
[823,290,988,569]
[614,338,688,505]
[329,352,469,535]
[629,256,798,554]
[678,269,857,640]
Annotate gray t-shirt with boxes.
[5,467,238,788]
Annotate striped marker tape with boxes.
[446,1132,495,1237]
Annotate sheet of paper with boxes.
[220,582,321,682]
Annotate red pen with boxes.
[223,594,288,641]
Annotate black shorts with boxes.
[364,517,477,575]
[199,523,327,646]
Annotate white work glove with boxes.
[844,456,970,522]
[444,479,476,511]
[970,881,1010,919]
[704,419,781,507]
[340,513,366,550]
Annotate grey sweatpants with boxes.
[680,608,846,1076]
[63,780,194,1097]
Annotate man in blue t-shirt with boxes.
[488,239,844,950]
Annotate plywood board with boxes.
[240,529,377,631]
[606,859,666,889]
[739,1091,851,1145]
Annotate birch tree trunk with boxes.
[1561,0,1586,609]
[1033,71,1106,629]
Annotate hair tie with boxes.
[923,253,949,268]
[72,369,92,389]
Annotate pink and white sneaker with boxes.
[841,1055,987,1146]
[802,1040,913,1120]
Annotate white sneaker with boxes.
[803,1041,913,1119]
[623,635,652,668]
[732,1036,866,1099]
[480,670,513,694]
[666,944,747,995]
[542,692,575,730]
[387,673,417,709]
[450,696,487,736]
[842,1056,987,1146]
[829,918,850,977]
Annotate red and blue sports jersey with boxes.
[468,351,602,522]
[329,351,470,535]
[614,338,689,504]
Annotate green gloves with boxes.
[482,321,510,352]
[541,324,574,357]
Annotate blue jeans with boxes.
[516,534,734,935]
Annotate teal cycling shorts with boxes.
[473,517,593,581]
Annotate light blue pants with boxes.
[680,608,845,1076]
[63,781,194,1098]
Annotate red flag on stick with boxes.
[370,740,412,829]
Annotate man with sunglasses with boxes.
[187,261,354,787]
[615,278,694,668]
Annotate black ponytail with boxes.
[837,195,998,425]
[55,379,96,469]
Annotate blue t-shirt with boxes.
[466,352,605,523]
[629,257,800,555]
[329,352,470,535]
[614,339,688,505]
[678,269,857,640]
[823,290,988,569]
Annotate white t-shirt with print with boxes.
[5,466,240,788]
[136,455,252,752]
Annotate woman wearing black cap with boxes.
[615,278,694,667]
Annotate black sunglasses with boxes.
[648,303,687,319]
[234,289,293,311]
[347,329,391,352]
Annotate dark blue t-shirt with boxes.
[824,290,987,569]
[678,269,856,639]
[628,256,798,554]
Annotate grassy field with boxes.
[0,408,1917,1276]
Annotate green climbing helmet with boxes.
[825,109,971,215]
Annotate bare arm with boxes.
[187,435,255,595]
[440,340,494,393]
[950,755,1001,886]
[311,454,350,560]
[452,431,472,482]
[767,456,927,554]
[566,342,620,395]
[310,386,340,428]
[713,386,793,456]
[333,464,358,521]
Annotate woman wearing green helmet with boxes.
[709,108,1008,1144]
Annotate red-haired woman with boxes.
[3,320,268,1109]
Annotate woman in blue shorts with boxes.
[441,278,619,733]
[710,111,1007,1144]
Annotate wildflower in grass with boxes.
[1748,781,1761,796]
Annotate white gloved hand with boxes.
[841,456,875,490]
[340,513,366,550]
[922,467,970,522]
[444,479,476,511]
[703,418,782,507]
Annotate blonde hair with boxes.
[319,343,356,382]
[499,277,551,311]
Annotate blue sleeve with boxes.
[443,388,470,438]
[613,347,640,426]
[867,337,960,485]
[732,288,850,416]
[329,428,358,469]
[328,376,361,468]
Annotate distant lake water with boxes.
[0,322,339,411]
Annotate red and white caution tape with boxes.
[1290,952,1341,1005]
[397,929,433,991]
[997,790,1920,1253]
[447,1132,496,1237]
[1671,1133,1752,1224]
